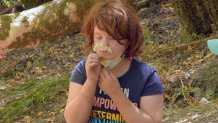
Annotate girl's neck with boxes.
[110,58,131,78]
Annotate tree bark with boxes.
[203,0,218,29]
[171,0,218,36]
[0,0,101,56]
[21,0,52,9]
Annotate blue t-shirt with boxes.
[69,57,163,123]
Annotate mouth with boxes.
[99,51,111,55]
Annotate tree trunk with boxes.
[203,0,218,29]
[171,0,218,37]
[21,0,52,9]
[0,0,101,56]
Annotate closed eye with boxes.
[107,36,116,41]
[108,36,113,40]
[95,36,102,40]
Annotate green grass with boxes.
[143,27,152,46]
[164,103,218,123]
[0,75,69,122]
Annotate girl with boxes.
[64,0,163,123]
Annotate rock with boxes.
[0,86,7,91]
[200,97,211,104]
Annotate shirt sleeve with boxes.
[69,58,87,85]
[141,71,164,96]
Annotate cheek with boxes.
[93,40,100,47]
[112,44,126,53]
[120,46,127,53]
[93,39,98,44]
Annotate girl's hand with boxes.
[85,52,101,83]
[98,68,121,97]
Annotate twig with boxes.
[145,35,218,55]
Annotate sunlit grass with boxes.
[0,75,69,122]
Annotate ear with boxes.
[125,41,130,51]
[122,42,130,57]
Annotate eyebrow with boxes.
[94,32,113,39]
[94,32,101,35]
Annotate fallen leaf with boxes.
[22,115,32,123]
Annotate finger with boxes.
[98,53,102,58]
[91,58,101,65]
[99,73,104,84]
[89,62,99,67]
[88,55,98,60]
[104,68,112,77]
[98,75,102,82]
[89,55,101,63]
[90,49,103,58]
[107,69,115,78]
[87,60,98,67]
[89,59,99,64]
[90,52,100,58]
[103,68,109,77]
[100,69,106,79]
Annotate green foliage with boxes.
[1,0,52,11]
[73,0,102,18]
[0,76,69,122]
[203,58,218,99]
[0,16,12,40]
[2,0,17,7]
[35,60,45,67]
[21,16,29,26]
[3,69,16,78]
[143,27,152,46]
[191,33,201,40]
[181,31,202,43]
[179,26,192,43]
[206,87,216,99]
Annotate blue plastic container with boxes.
[207,39,218,55]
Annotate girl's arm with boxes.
[111,92,163,123]
[99,69,163,123]
[64,53,101,123]
[64,80,97,123]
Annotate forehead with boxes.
[93,26,110,36]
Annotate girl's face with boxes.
[93,26,127,60]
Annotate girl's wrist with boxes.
[109,89,123,99]
[111,90,128,105]
[86,78,98,85]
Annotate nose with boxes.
[101,37,109,46]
